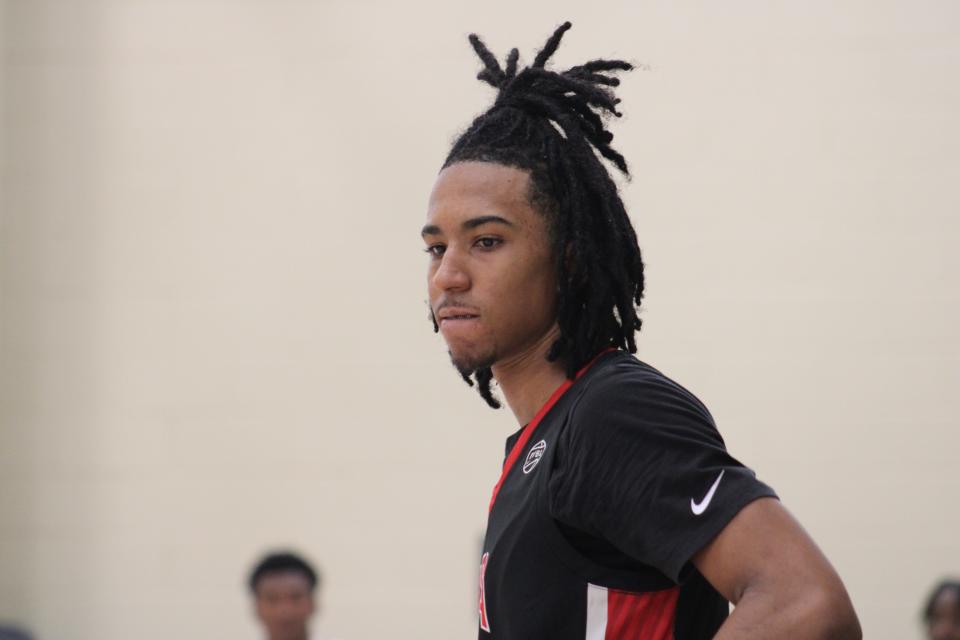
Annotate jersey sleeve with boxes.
[547,363,777,583]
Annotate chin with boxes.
[448,347,497,376]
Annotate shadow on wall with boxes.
[0,0,114,625]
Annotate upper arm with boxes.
[693,496,849,607]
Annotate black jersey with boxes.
[478,350,777,639]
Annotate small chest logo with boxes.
[522,440,548,474]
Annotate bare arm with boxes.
[693,497,861,639]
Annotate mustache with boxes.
[433,298,479,313]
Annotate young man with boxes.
[422,23,861,639]
[249,551,336,640]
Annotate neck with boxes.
[492,325,568,426]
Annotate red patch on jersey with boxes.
[607,587,679,639]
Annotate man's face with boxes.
[424,161,558,374]
[929,588,960,640]
[253,571,315,640]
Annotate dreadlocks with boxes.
[438,21,645,409]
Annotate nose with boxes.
[431,249,470,292]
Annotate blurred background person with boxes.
[249,551,338,640]
[0,626,33,640]
[924,580,960,640]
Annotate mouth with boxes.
[437,307,480,325]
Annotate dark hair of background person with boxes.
[248,551,319,593]
[436,22,645,409]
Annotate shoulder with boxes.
[569,352,718,437]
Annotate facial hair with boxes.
[449,348,497,378]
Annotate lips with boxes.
[436,306,480,324]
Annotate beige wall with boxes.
[1,1,958,638]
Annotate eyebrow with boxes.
[421,215,515,237]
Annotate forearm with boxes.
[713,584,862,640]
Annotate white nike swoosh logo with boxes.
[691,470,725,516]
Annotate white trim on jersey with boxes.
[585,583,609,640]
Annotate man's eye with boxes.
[425,245,445,258]
[475,237,502,250]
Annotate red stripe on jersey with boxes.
[605,587,679,640]
[488,348,615,513]
[478,552,491,632]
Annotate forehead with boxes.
[255,571,313,596]
[427,161,534,225]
